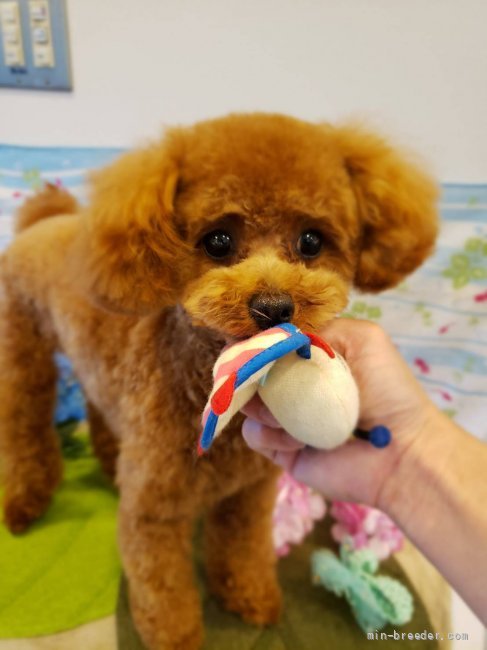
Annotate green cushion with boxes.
[0,451,121,637]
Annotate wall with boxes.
[1,0,486,181]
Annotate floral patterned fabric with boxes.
[0,145,485,445]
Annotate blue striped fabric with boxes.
[0,145,486,441]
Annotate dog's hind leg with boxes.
[0,288,62,534]
[87,402,119,482]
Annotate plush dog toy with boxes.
[198,323,391,454]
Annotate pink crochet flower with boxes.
[272,473,326,556]
[330,501,404,560]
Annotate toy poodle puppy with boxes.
[0,114,438,650]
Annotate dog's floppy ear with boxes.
[73,143,189,314]
[334,125,439,292]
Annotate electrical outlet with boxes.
[0,0,72,90]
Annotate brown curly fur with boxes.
[0,114,438,650]
[15,182,79,234]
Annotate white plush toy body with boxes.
[259,344,359,449]
[198,323,364,454]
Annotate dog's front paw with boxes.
[4,493,48,533]
[2,457,62,534]
[129,588,204,650]
[209,569,282,626]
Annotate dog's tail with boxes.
[15,183,79,234]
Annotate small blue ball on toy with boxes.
[354,425,392,448]
[369,425,392,448]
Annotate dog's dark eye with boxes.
[202,230,234,259]
[297,230,323,258]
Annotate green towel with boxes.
[0,450,121,637]
[117,519,438,650]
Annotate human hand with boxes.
[241,319,441,510]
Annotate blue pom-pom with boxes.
[54,353,86,424]
[369,425,391,448]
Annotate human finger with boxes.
[240,394,281,427]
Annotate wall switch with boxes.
[0,0,71,90]
[29,0,46,21]
[0,2,25,67]
[3,25,21,44]
[0,1,19,23]
[32,26,49,44]
[4,45,23,66]
[28,0,54,67]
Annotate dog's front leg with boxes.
[204,470,282,626]
[118,460,202,650]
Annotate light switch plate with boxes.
[0,0,72,90]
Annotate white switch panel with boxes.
[28,0,53,67]
[0,1,25,66]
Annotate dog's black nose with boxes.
[249,293,295,330]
